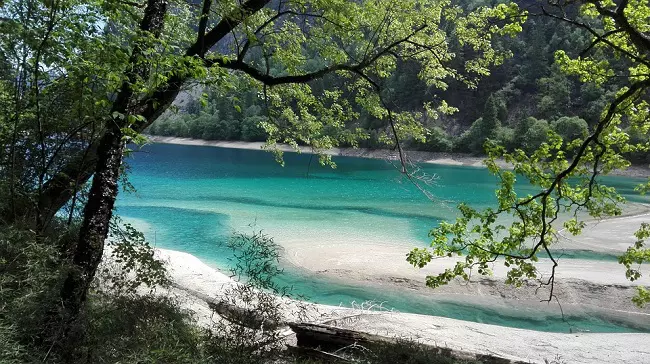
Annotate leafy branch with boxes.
[408,0,650,304]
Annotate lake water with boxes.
[117,143,650,333]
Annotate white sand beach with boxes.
[146,248,650,364]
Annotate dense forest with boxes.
[1,0,649,362]
[147,5,648,164]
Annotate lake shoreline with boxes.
[135,137,650,329]
[146,247,650,364]
[146,135,650,178]
[119,139,650,363]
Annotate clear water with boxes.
[117,143,650,333]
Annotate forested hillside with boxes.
[147,0,648,164]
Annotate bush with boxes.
[551,116,588,145]
[494,126,515,151]
[82,295,204,364]
[455,95,504,155]
[626,127,650,165]
[0,226,72,355]
[0,321,28,364]
[455,117,493,154]
[418,127,453,152]
[513,116,534,144]
[218,118,241,140]
[203,231,293,364]
[187,112,213,138]
[537,70,571,119]
[100,221,170,295]
[240,115,267,141]
[148,115,190,137]
[0,220,194,364]
[514,117,550,153]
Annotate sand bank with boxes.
[146,136,650,178]
[278,205,650,319]
[279,233,650,324]
[148,248,650,364]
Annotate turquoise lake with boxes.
[117,143,650,333]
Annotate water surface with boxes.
[117,143,650,333]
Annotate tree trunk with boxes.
[54,0,277,325]
[59,124,124,316]
[58,0,168,333]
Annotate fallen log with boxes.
[288,322,530,364]
[172,283,283,330]
[288,322,396,351]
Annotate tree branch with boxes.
[185,0,271,57]
[196,0,213,57]
[584,0,650,56]
[540,6,650,68]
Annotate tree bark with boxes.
[59,0,169,325]
[58,124,124,316]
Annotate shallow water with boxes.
[117,143,650,333]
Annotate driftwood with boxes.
[206,300,282,330]
[288,322,530,364]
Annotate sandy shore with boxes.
[144,248,650,364]
[146,135,650,177]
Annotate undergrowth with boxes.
[0,224,479,364]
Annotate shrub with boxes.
[100,221,170,295]
[513,117,550,153]
[455,117,493,154]
[0,219,191,364]
[0,321,28,364]
[419,127,453,152]
[241,115,267,141]
[82,295,204,364]
[551,116,589,145]
[625,127,650,165]
[204,231,294,364]
[494,126,515,151]
[0,226,73,350]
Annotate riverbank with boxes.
[146,135,650,178]
[147,248,650,364]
